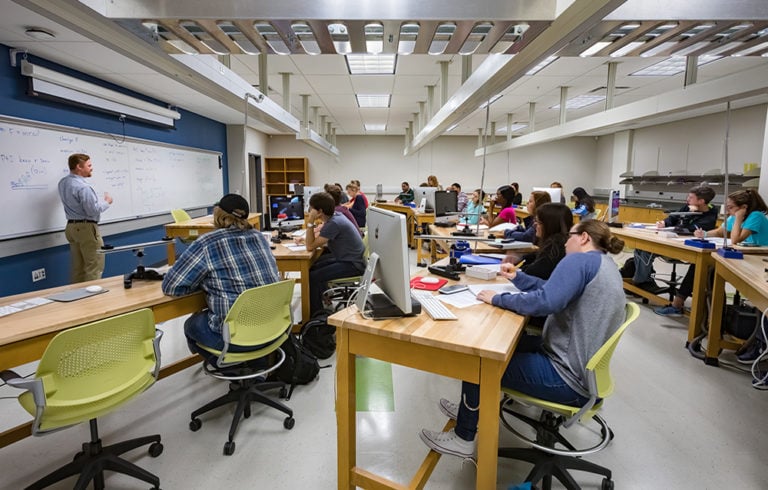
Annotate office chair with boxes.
[498,303,640,490]
[188,279,296,456]
[0,309,164,490]
[653,256,684,302]
[323,231,369,311]
[171,208,191,222]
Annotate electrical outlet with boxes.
[32,268,46,282]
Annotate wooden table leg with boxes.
[705,265,727,365]
[476,357,502,489]
[336,329,355,490]
[688,255,711,344]
[167,241,176,265]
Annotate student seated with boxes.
[505,191,551,243]
[571,187,596,221]
[343,183,367,227]
[655,189,768,318]
[161,194,280,364]
[481,185,517,228]
[324,183,363,237]
[305,192,367,315]
[448,183,468,213]
[427,174,443,191]
[631,185,718,292]
[394,181,415,205]
[550,181,567,204]
[419,220,626,459]
[510,182,523,206]
[461,189,486,225]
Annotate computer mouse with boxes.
[85,285,103,293]
[420,277,439,284]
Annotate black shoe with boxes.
[635,281,669,295]
[737,341,765,364]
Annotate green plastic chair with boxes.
[498,302,640,490]
[188,279,296,456]
[171,208,191,222]
[0,308,163,490]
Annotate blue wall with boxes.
[0,45,228,296]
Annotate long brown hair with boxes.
[213,206,253,230]
[572,219,624,254]
[728,189,768,215]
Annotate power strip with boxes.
[427,265,460,280]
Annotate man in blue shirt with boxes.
[58,153,113,283]
[162,193,279,362]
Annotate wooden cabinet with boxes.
[265,157,308,196]
[617,206,667,224]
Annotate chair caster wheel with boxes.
[602,478,614,490]
[279,387,289,399]
[223,441,236,455]
[189,418,202,431]
[148,442,163,457]
[284,416,295,429]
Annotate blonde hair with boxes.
[213,206,253,230]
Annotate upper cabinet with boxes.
[619,168,760,192]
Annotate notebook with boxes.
[47,288,109,302]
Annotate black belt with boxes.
[67,219,97,224]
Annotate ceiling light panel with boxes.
[551,95,605,110]
[630,55,719,76]
[346,54,396,74]
[364,123,387,131]
[526,56,557,75]
[356,95,391,108]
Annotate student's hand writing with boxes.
[499,262,518,280]
[656,220,666,228]
[293,237,305,245]
[476,290,496,304]
[693,228,705,238]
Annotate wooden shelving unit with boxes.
[265,157,308,197]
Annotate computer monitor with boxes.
[301,186,322,212]
[375,183,383,201]
[355,206,417,318]
[433,190,458,217]
[606,189,621,223]
[414,187,437,213]
[532,186,562,205]
[269,195,304,227]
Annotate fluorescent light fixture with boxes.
[631,56,718,76]
[580,41,611,57]
[356,94,391,108]
[550,95,605,110]
[446,123,459,132]
[497,123,528,133]
[732,42,768,57]
[346,54,396,74]
[20,60,180,127]
[478,94,502,109]
[610,41,644,57]
[526,56,557,75]
[364,123,386,131]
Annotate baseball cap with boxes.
[216,194,249,219]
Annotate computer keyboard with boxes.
[416,294,457,321]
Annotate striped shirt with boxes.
[162,227,280,333]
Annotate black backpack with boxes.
[274,333,319,400]
[300,312,337,360]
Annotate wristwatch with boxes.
[306,223,315,228]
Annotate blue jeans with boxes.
[454,334,589,442]
[632,250,656,284]
[184,311,271,367]
[309,254,364,315]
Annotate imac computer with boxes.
[606,189,621,223]
[301,186,322,212]
[414,187,437,213]
[532,186,562,205]
[433,190,458,217]
[269,195,304,228]
[355,206,420,318]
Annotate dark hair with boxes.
[572,187,595,213]
[402,181,410,187]
[572,220,624,254]
[309,192,335,216]
[550,181,563,189]
[473,188,486,202]
[728,189,768,215]
[529,191,552,214]
[510,182,519,192]
[324,183,343,205]
[68,153,90,170]
[534,203,572,262]
[689,185,716,204]
[451,182,461,190]
[496,185,516,209]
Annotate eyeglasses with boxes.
[568,231,582,235]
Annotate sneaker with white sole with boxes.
[439,398,458,420]
[654,305,684,317]
[419,428,476,459]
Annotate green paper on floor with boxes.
[355,357,394,412]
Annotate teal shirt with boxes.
[463,201,486,225]
[726,211,768,245]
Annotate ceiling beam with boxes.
[475,63,768,155]
[404,0,628,156]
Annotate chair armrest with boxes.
[152,329,164,379]
[1,369,41,394]
[1,369,21,384]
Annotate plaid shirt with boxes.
[456,191,468,213]
[162,227,280,333]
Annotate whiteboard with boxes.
[0,116,222,240]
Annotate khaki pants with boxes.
[64,222,105,283]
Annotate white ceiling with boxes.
[1,0,767,142]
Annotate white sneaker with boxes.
[439,398,459,420]
[419,428,476,458]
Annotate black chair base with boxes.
[189,378,294,455]
[26,419,162,490]
[499,447,613,490]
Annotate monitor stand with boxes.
[365,293,422,319]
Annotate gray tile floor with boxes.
[1,251,767,489]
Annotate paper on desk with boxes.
[285,244,307,252]
[489,222,519,233]
[436,291,482,308]
[468,283,520,296]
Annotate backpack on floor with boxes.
[619,257,635,278]
[300,312,336,360]
[274,333,319,400]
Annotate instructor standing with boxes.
[58,153,113,283]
